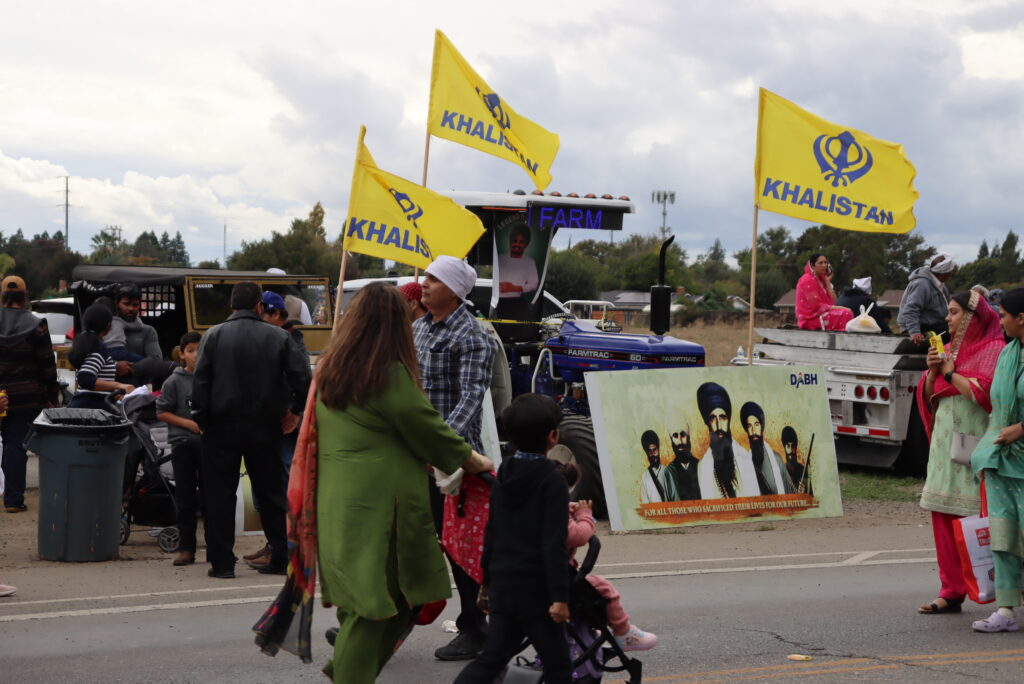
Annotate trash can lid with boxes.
[32,408,132,434]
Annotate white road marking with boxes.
[595,548,928,569]
[0,550,934,622]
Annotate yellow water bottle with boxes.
[928,331,946,360]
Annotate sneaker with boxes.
[434,632,483,661]
[0,584,16,597]
[615,625,658,652]
[5,505,27,513]
[207,568,236,579]
[973,611,1020,633]
[256,564,287,576]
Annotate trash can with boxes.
[26,407,133,562]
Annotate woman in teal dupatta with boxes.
[971,287,1024,632]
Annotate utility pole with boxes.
[223,217,227,267]
[651,190,676,240]
[64,176,69,250]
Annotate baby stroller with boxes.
[445,474,643,683]
[500,536,642,684]
[113,391,181,552]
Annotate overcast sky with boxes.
[2,0,1023,268]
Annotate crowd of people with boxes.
[7,248,1024,677]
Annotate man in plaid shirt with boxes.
[413,256,497,661]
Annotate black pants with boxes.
[170,440,202,553]
[429,481,487,641]
[454,590,571,684]
[201,421,287,572]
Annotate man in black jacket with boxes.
[191,281,309,578]
[455,394,572,684]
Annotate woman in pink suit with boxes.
[796,253,854,331]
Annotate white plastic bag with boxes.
[845,304,881,334]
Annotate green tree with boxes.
[196,259,221,269]
[545,249,598,300]
[89,226,130,264]
[0,230,82,295]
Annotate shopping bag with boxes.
[845,304,882,334]
[953,514,995,604]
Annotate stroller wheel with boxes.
[120,518,130,545]
[158,526,181,553]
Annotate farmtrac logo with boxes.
[388,189,424,229]
[813,130,873,187]
[475,88,510,130]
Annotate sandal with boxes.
[973,611,1020,632]
[917,598,962,614]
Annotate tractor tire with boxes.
[558,415,607,518]
[896,398,929,478]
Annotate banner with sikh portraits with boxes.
[586,365,843,532]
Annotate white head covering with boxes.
[266,267,286,275]
[929,253,956,274]
[425,256,477,303]
[853,277,872,295]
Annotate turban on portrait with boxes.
[696,382,731,424]
[640,430,659,450]
[739,401,764,430]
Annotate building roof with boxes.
[774,288,797,308]
[877,289,905,307]
[599,290,651,309]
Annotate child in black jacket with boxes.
[454,394,572,684]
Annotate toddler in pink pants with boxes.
[557,463,657,652]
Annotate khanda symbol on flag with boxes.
[343,126,484,270]
[428,29,560,190]
[813,131,873,188]
[755,88,919,234]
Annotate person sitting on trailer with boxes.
[835,276,891,333]
[795,253,854,331]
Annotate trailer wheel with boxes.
[558,415,607,518]
[897,399,929,477]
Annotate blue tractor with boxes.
[449,191,706,516]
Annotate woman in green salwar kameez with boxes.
[971,288,1024,632]
[314,282,493,681]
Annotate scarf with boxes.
[253,381,319,663]
[915,291,1004,440]
[795,262,835,325]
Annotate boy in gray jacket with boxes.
[156,331,203,567]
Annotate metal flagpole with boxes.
[746,204,760,367]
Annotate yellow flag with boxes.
[343,127,484,270]
[754,88,918,233]
[428,29,560,190]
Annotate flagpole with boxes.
[334,247,349,329]
[746,204,760,367]
[415,131,432,283]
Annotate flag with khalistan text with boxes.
[428,29,559,190]
[754,88,918,234]
[343,127,484,270]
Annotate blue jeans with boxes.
[2,407,40,508]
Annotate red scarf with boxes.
[253,382,319,663]
[915,293,1004,440]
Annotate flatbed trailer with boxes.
[733,328,929,473]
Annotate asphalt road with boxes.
[4,535,1024,683]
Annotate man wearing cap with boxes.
[399,281,428,320]
[0,276,59,513]
[413,256,497,661]
[899,253,957,344]
[836,277,891,333]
